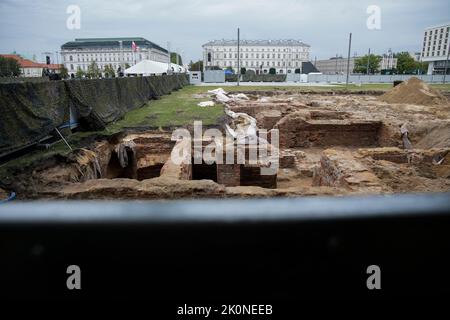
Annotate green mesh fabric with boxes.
[0,74,189,155]
[0,81,70,154]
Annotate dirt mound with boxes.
[379,77,448,106]
[415,122,450,148]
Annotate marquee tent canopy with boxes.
[124,60,186,76]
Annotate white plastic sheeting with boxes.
[207,88,228,95]
[224,109,258,144]
[230,93,250,101]
[197,101,215,107]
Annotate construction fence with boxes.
[304,74,448,84]
[0,74,189,155]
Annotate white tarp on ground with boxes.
[124,60,186,76]
[197,101,215,107]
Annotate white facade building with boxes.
[60,37,169,77]
[202,39,310,74]
[421,23,450,75]
[380,54,397,71]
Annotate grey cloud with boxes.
[0,0,448,63]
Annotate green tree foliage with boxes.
[354,54,382,74]
[170,53,183,65]
[87,61,100,78]
[240,67,247,75]
[124,63,131,70]
[104,64,116,78]
[75,66,85,79]
[189,60,203,71]
[269,68,276,75]
[59,66,69,79]
[415,61,429,74]
[394,52,428,74]
[0,56,21,77]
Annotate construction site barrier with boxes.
[0,74,189,155]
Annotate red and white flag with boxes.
[132,41,137,52]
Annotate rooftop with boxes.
[424,22,450,30]
[61,37,168,53]
[203,39,310,47]
[0,54,62,69]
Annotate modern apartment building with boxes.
[421,22,450,74]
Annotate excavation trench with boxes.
[2,89,450,200]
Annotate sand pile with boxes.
[379,77,448,106]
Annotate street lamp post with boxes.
[345,33,352,87]
[443,41,450,84]
[237,28,240,86]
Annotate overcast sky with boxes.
[0,0,449,63]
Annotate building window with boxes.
[69,55,73,61]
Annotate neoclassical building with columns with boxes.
[202,39,310,74]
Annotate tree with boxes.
[104,64,116,78]
[394,52,427,74]
[0,56,21,77]
[269,68,276,75]
[415,61,428,75]
[75,66,85,79]
[354,54,382,74]
[170,53,183,65]
[87,61,100,78]
[59,66,69,79]
[124,63,131,70]
[240,67,246,75]
[189,60,203,71]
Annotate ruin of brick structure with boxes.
[2,82,450,200]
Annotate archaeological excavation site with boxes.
[1,77,450,200]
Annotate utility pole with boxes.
[237,27,240,86]
[118,41,123,73]
[335,54,338,74]
[167,42,171,74]
[366,48,371,75]
[443,41,450,84]
[345,33,352,87]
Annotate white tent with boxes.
[124,60,185,76]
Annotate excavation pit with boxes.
[2,86,450,200]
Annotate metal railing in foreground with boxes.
[0,193,449,300]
